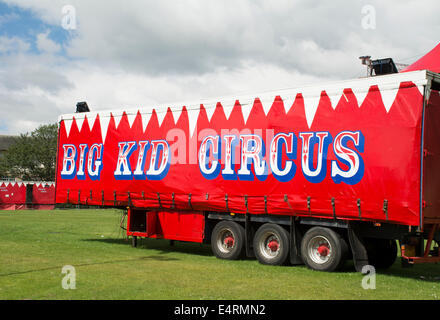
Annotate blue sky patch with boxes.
[0,2,72,55]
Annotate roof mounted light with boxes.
[76,101,90,113]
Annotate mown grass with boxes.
[0,209,439,300]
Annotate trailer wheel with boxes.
[301,227,348,272]
[365,239,397,269]
[211,221,245,260]
[253,223,290,266]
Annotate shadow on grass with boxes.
[83,237,440,281]
[379,262,440,282]
[84,237,214,257]
[0,255,178,278]
[336,259,440,282]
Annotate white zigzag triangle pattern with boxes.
[61,76,427,141]
[100,113,111,143]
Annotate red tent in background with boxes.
[0,182,26,210]
[32,183,55,210]
[0,181,55,210]
[401,42,440,73]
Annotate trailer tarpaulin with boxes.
[55,70,438,226]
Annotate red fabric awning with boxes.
[401,42,440,73]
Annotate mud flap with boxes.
[245,213,255,258]
[290,217,303,265]
[347,222,369,272]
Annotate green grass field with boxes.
[0,209,439,300]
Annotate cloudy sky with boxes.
[0,0,438,135]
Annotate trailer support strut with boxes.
[401,223,440,264]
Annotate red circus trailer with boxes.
[55,70,440,272]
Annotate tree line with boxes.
[0,123,58,182]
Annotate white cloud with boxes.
[36,31,61,54]
[0,36,30,54]
[0,0,439,135]
[0,12,19,26]
[0,48,72,93]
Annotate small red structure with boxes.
[32,183,56,210]
[0,181,55,210]
[0,182,26,210]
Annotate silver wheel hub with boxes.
[259,232,281,260]
[216,229,235,254]
[307,235,332,264]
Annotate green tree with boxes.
[0,123,58,181]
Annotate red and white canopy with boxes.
[401,42,440,74]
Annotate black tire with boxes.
[365,238,397,269]
[253,223,290,266]
[211,221,245,260]
[301,227,348,272]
